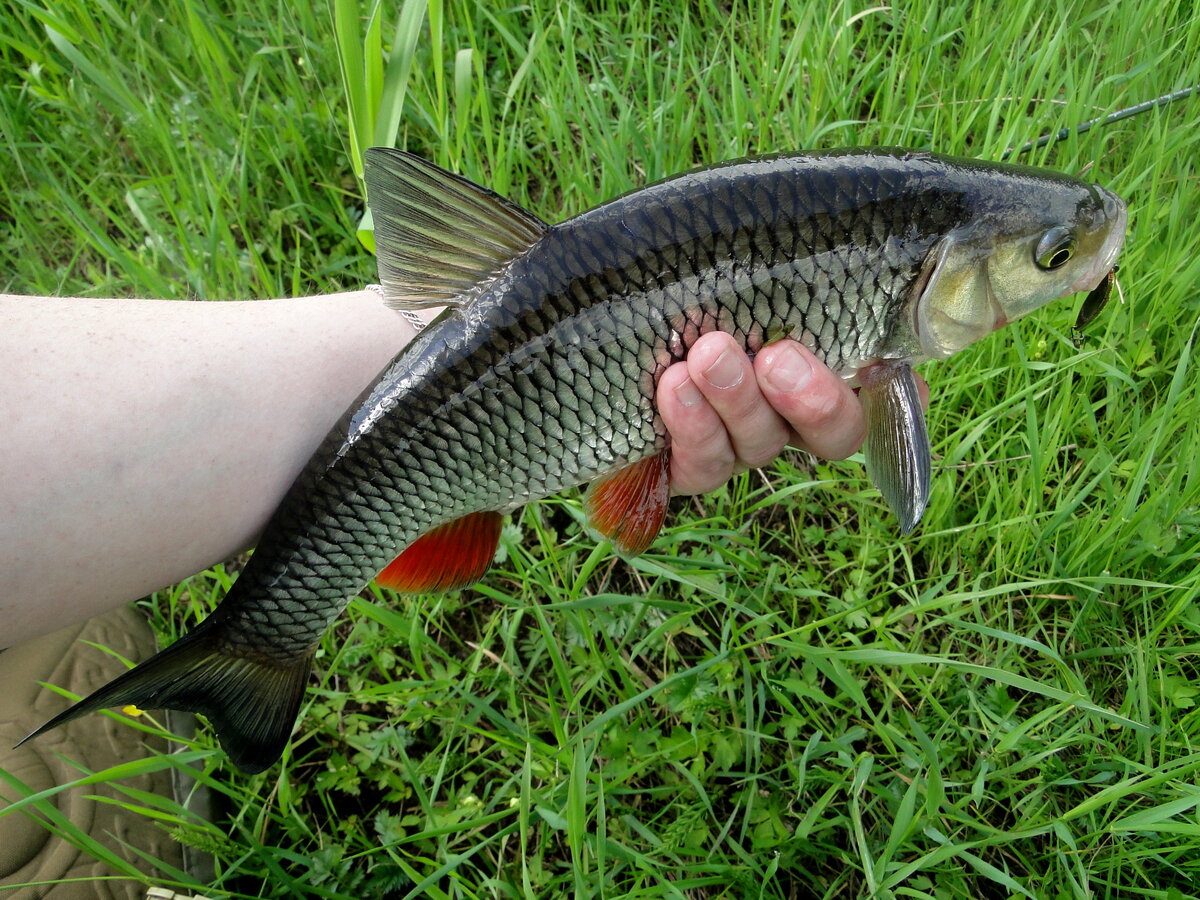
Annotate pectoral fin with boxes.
[859,362,930,534]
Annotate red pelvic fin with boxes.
[583,451,671,556]
[376,511,503,593]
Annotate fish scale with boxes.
[23,147,1126,772]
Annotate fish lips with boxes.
[1071,189,1128,295]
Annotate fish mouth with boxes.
[1071,189,1128,294]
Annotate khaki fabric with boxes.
[0,606,185,898]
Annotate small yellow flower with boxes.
[122,705,145,717]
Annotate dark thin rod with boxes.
[1000,84,1200,160]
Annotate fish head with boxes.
[911,172,1127,360]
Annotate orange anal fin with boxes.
[376,511,503,593]
[583,451,671,556]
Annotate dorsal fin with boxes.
[364,149,548,310]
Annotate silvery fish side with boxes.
[22,149,1126,772]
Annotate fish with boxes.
[21,147,1127,773]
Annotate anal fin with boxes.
[583,452,671,556]
[859,362,930,533]
[376,511,503,593]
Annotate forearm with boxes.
[0,292,430,646]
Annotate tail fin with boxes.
[17,617,313,774]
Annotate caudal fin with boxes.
[17,617,313,774]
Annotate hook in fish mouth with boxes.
[1072,264,1119,346]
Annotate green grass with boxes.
[2,0,1200,897]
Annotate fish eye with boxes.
[1035,226,1075,270]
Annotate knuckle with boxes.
[794,381,848,427]
[670,455,734,497]
[737,428,789,469]
[681,410,730,449]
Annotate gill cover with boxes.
[912,233,1000,359]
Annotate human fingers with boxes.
[659,336,916,494]
[753,341,867,461]
[657,359,739,496]
[682,332,792,468]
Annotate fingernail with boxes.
[764,345,813,393]
[702,347,744,390]
[673,376,703,408]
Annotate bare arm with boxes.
[0,291,425,645]
[0,292,867,646]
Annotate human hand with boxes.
[658,332,925,496]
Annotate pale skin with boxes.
[0,290,881,648]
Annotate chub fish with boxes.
[22,148,1127,772]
